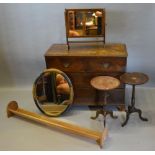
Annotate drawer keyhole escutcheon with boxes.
[102,63,110,69]
[63,62,70,68]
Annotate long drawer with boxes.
[67,72,125,89]
[45,57,126,73]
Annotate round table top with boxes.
[120,72,149,85]
[90,76,120,91]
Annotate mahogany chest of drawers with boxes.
[44,43,128,108]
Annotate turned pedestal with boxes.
[90,76,120,127]
[120,72,149,127]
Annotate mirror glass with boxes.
[66,9,104,37]
[33,69,74,117]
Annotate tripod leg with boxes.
[91,110,100,120]
[122,112,130,127]
[135,109,148,121]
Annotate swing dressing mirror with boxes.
[65,8,105,50]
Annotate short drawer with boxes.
[68,72,125,89]
[86,57,126,72]
[46,57,85,72]
[45,57,126,73]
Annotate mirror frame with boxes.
[33,68,74,117]
[65,8,106,50]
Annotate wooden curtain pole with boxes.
[7,101,108,148]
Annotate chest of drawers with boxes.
[45,43,128,108]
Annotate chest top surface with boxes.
[45,43,128,57]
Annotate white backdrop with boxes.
[0,3,155,88]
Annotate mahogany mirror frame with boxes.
[65,8,106,50]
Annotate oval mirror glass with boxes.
[33,69,74,116]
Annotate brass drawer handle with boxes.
[102,63,110,69]
[63,62,70,68]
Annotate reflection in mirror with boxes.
[33,69,74,117]
[66,9,104,37]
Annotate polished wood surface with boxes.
[45,43,127,106]
[90,76,120,91]
[45,57,126,73]
[7,101,108,148]
[120,72,149,85]
[45,43,127,57]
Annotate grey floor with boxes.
[0,86,155,151]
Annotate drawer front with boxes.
[46,57,84,72]
[74,88,125,106]
[45,57,126,73]
[87,57,126,72]
[68,72,125,89]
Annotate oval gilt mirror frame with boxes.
[33,68,74,117]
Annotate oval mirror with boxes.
[33,68,74,117]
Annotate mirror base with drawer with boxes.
[45,43,128,109]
